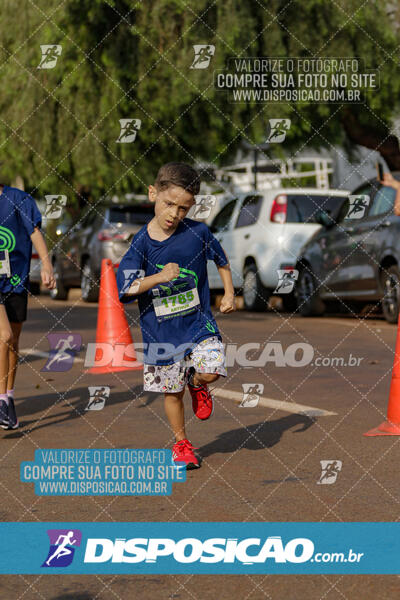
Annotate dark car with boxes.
[295,174,400,323]
[50,202,153,301]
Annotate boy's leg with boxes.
[0,305,12,428]
[188,371,219,421]
[0,305,12,394]
[164,390,186,442]
[188,337,227,420]
[143,363,187,441]
[143,363,200,468]
[191,372,220,387]
[2,291,27,429]
[165,390,200,469]
[7,322,22,392]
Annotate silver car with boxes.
[50,202,153,301]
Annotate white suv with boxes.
[207,187,349,311]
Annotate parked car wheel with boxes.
[381,265,400,324]
[296,268,325,316]
[242,263,271,311]
[81,260,99,302]
[50,261,68,300]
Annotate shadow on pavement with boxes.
[1,386,144,438]
[199,413,315,458]
[51,594,94,600]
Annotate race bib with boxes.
[152,275,200,322]
[0,250,11,277]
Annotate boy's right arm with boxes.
[124,262,180,297]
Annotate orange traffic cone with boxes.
[89,258,142,374]
[364,316,400,436]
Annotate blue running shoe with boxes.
[0,399,9,429]
[6,397,18,429]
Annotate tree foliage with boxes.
[0,0,399,203]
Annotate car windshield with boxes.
[286,194,347,223]
[107,205,154,225]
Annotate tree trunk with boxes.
[341,108,400,171]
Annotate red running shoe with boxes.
[188,374,214,420]
[172,439,200,470]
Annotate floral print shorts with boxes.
[143,336,226,393]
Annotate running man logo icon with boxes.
[317,460,342,485]
[44,195,67,219]
[205,321,216,334]
[346,195,370,219]
[37,45,62,69]
[10,274,20,286]
[240,383,264,407]
[274,269,299,294]
[86,386,110,411]
[42,333,82,372]
[190,45,215,69]
[159,284,173,296]
[42,529,82,567]
[266,119,291,143]
[121,269,145,294]
[116,119,141,143]
[190,195,216,220]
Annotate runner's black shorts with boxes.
[0,291,28,323]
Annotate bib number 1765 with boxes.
[161,290,194,308]
[153,287,200,321]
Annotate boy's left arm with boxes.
[217,263,236,313]
[30,227,56,289]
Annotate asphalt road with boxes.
[1,290,399,599]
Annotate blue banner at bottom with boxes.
[0,522,398,574]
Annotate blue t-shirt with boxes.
[117,218,228,365]
[0,185,42,294]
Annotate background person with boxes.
[0,183,55,430]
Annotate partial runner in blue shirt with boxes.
[0,184,56,432]
[117,162,236,470]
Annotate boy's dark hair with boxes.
[154,162,200,196]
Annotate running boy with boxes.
[117,163,235,469]
[0,183,56,430]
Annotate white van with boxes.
[207,187,349,311]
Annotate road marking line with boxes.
[311,318,388,329]
[212,387,337,417]
[19,348,85,363]
[292,317,358,328]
